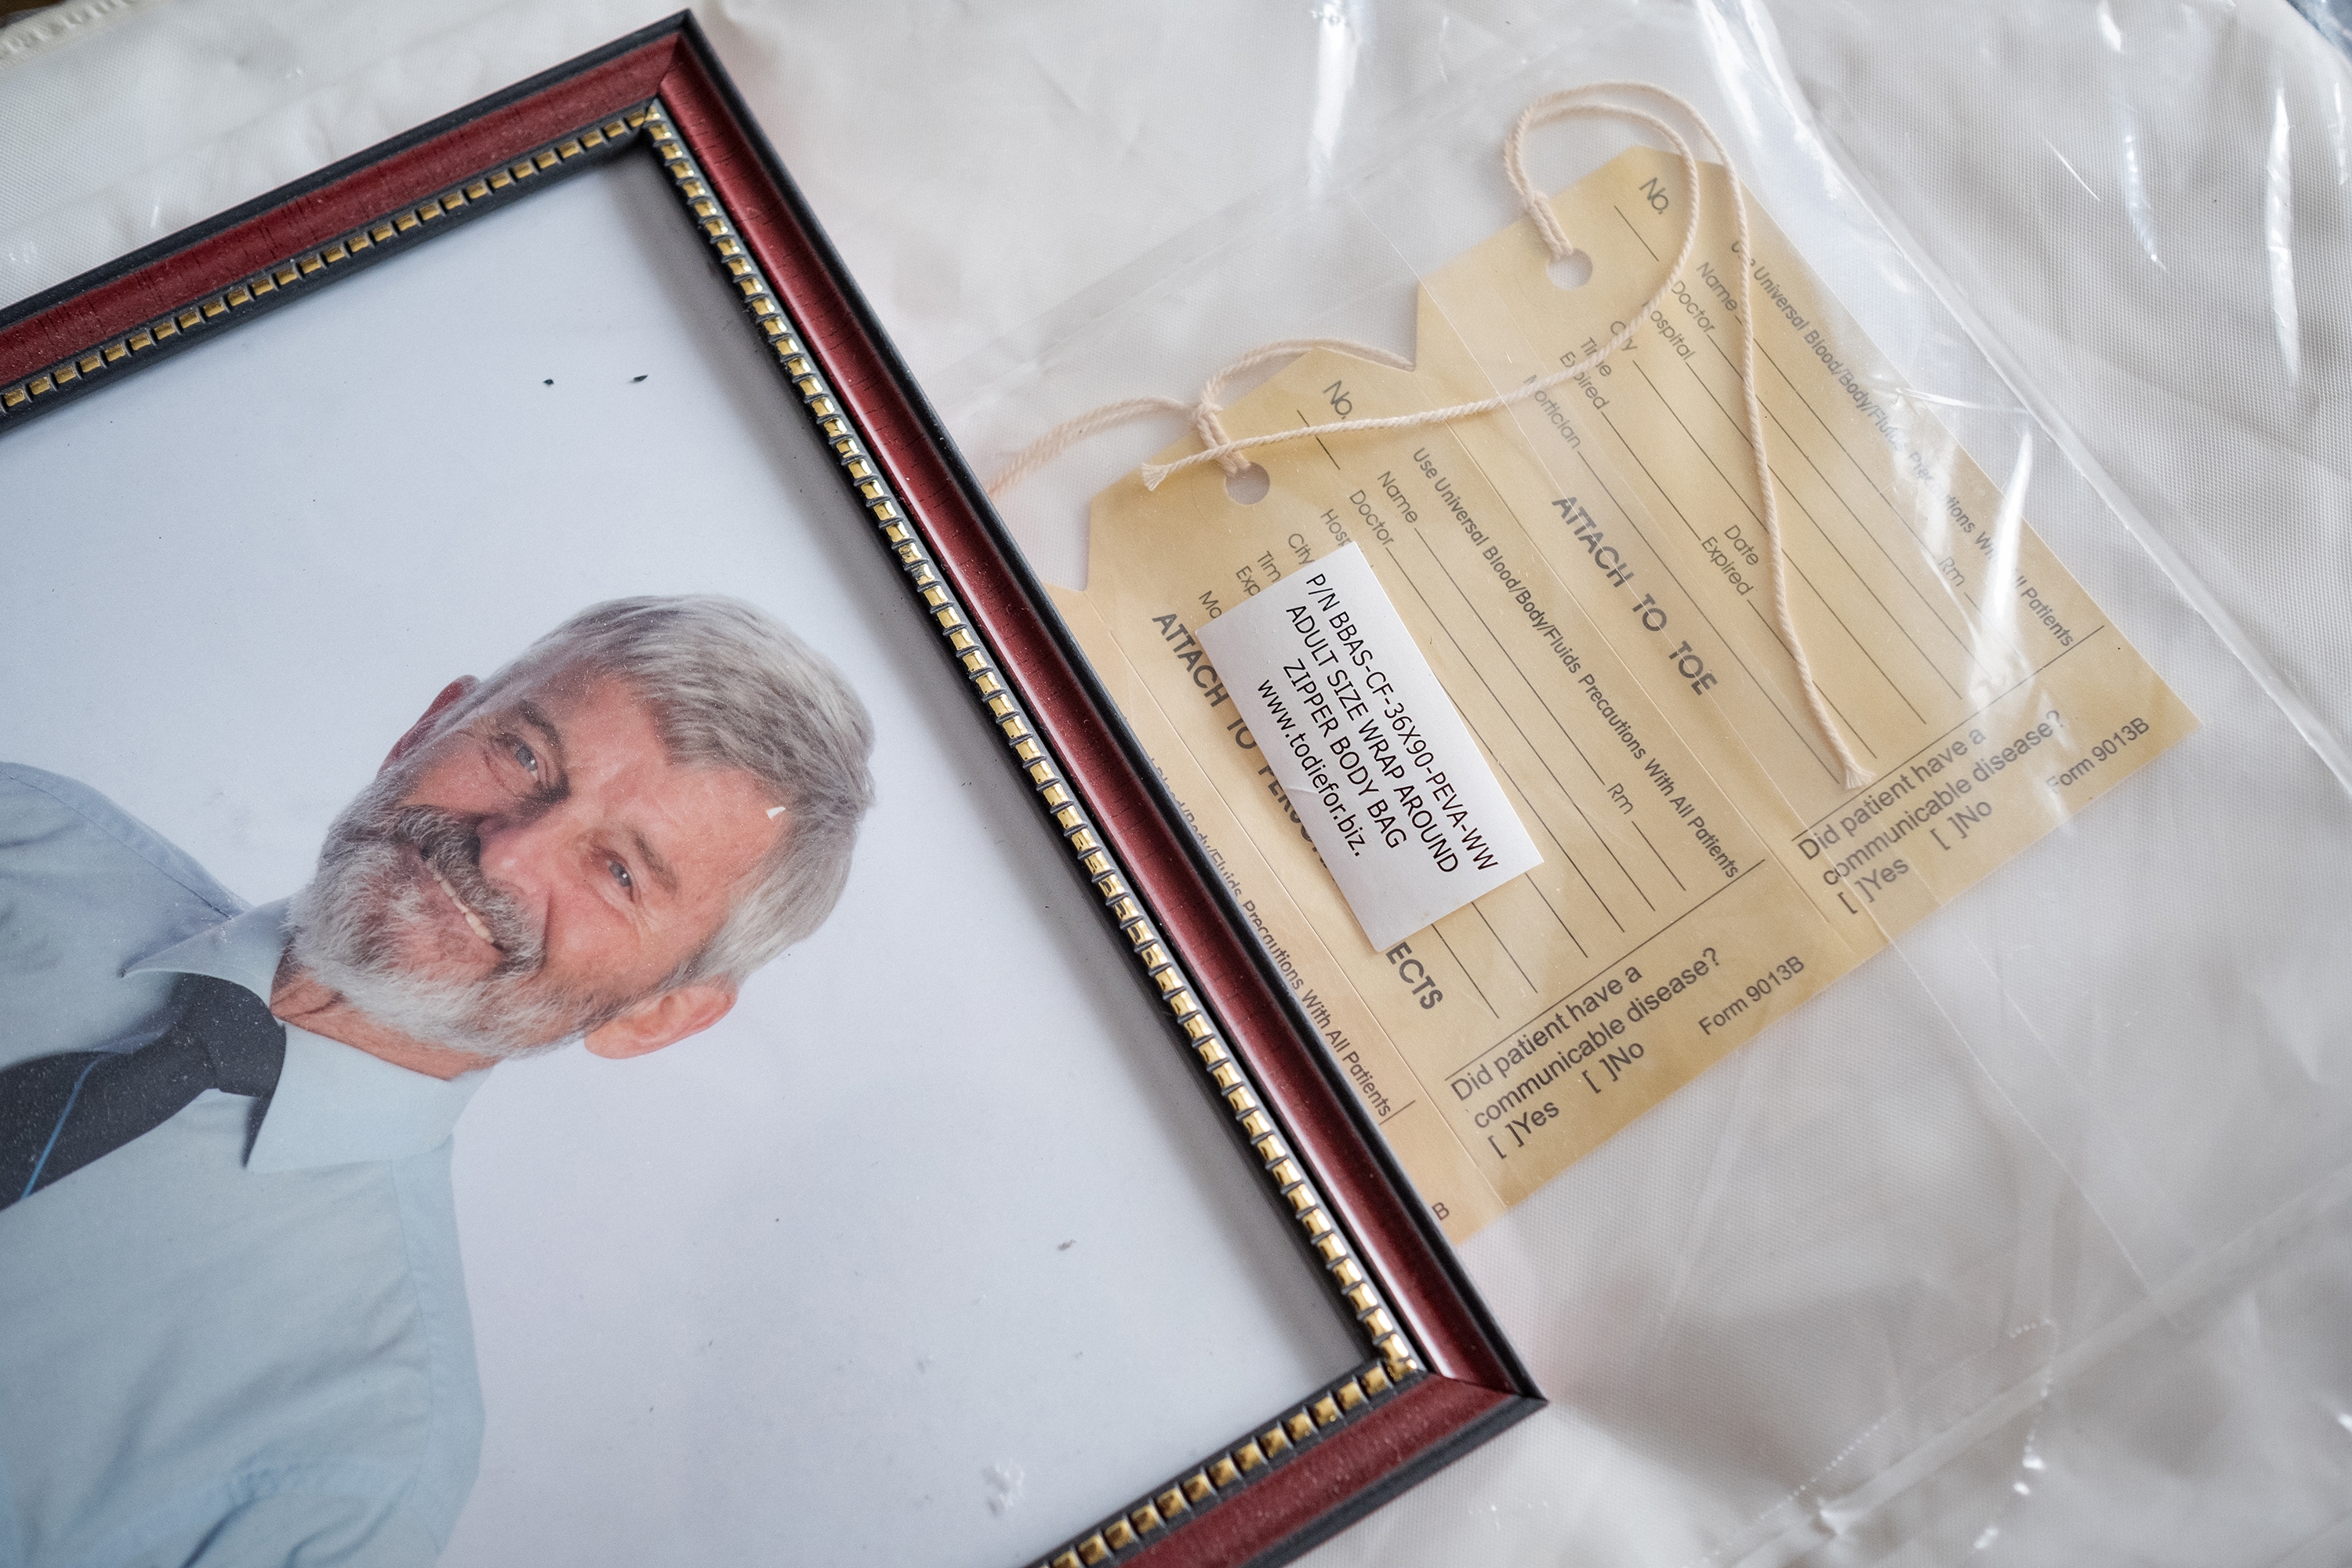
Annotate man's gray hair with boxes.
[456,594,873,989]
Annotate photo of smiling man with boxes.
[0,594,873,1568]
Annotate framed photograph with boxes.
[0,15,1537,1568]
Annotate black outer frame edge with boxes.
[0,2,1529,1406]
[673,13,1543,1414]
[0,12,690,334]
[4,15,1546,1542]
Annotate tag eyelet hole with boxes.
[1547,252,1593,290]
[1224,463,1272,505]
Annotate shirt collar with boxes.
[129,900,490,1172]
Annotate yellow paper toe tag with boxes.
[1050,147,2195,1240]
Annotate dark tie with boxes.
[0,972,287,1211]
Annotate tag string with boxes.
[989,83,1871,790]
[982,340,1414,496]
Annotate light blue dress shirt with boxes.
[0,764,488,1568]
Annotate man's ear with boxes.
[582,983,738,1061]
[382,677,479,774]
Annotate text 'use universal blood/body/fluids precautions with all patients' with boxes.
[1050,147,2196,1239]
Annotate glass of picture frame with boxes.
[0,16,1537,1568]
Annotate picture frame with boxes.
[0,14,1539,1568]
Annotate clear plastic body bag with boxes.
[951,4,2352,1563]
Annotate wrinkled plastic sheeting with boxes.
[945,5,2352,1564]
[5,1,2350,1563]
[1777,0,2352,844]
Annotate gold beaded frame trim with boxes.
[641,92,1421,1378]
[0,113,648,419]
[639,97,1435,1559]
[3,90,1432,1561]
[1032,1358,1414,1568]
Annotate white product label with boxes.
[1199,543,1543,949]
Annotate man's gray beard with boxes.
[289,765,629,1062]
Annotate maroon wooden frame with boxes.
[0,16,1540,1566]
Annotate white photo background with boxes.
[0,151,1363,1567]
